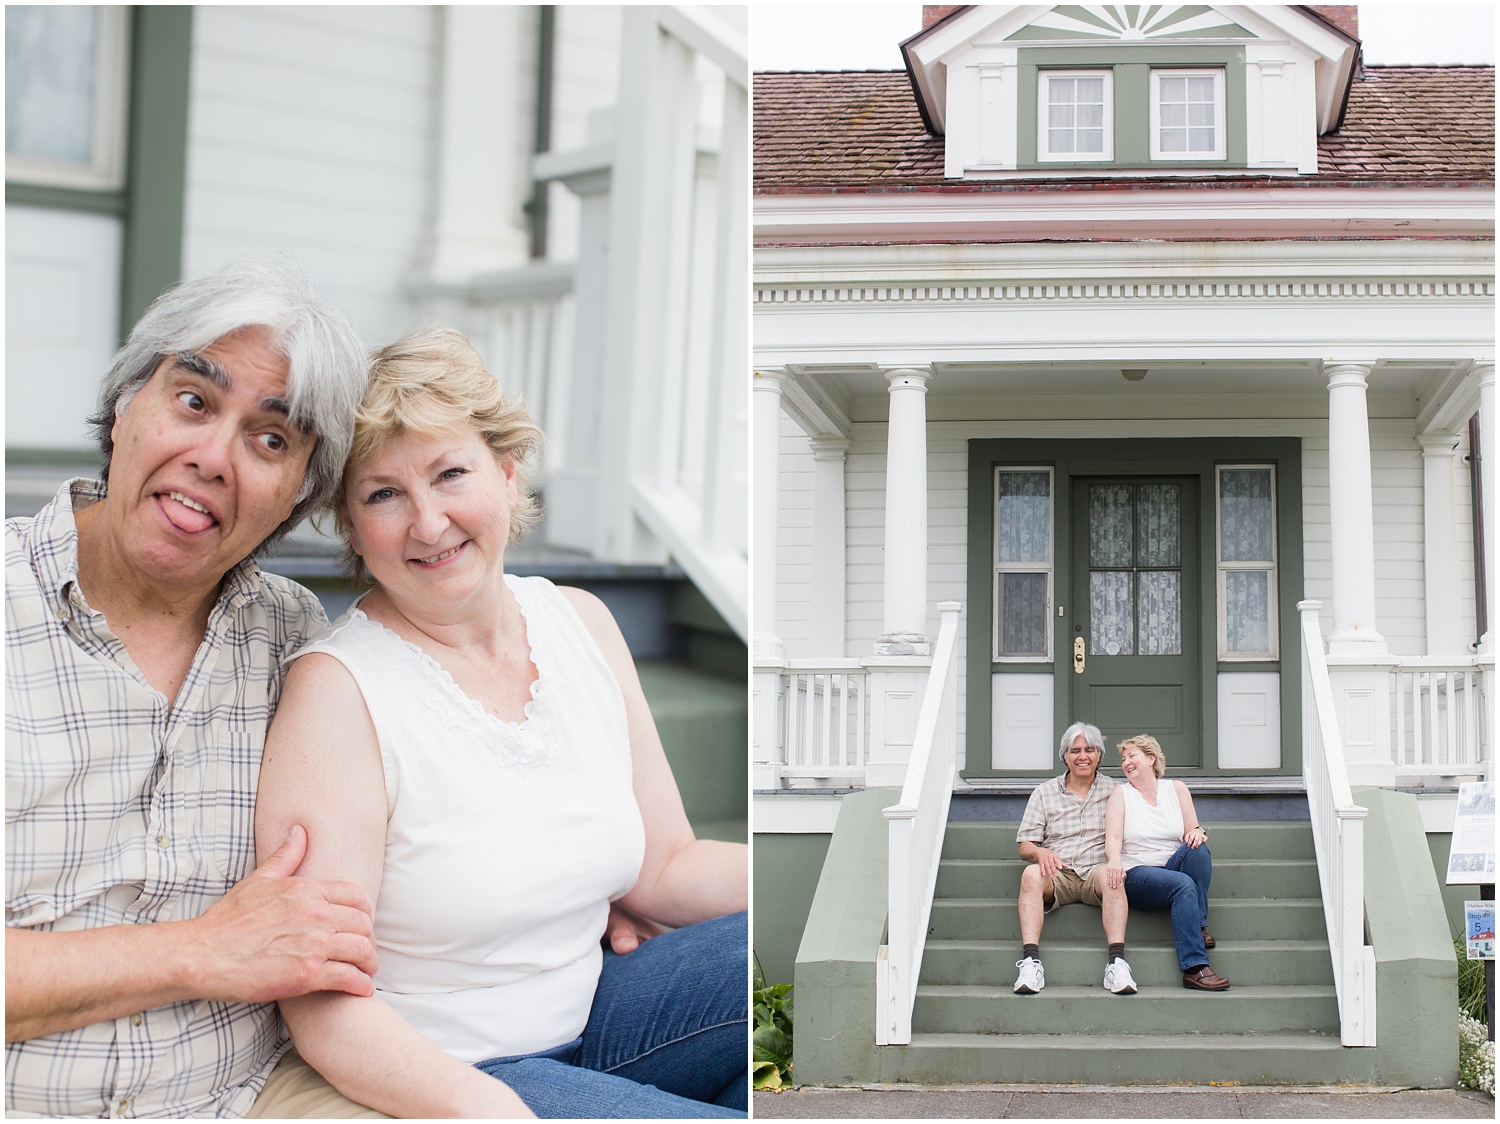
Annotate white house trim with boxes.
[1419,433,1465,656]
[878,368,935,655]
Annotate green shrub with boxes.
[753,955,793,1091]
[1456,938,1488,1025]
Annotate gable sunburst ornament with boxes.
[1014,5,1252,41]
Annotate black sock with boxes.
[1108,942,1125,963]
[1022,943,1040,961]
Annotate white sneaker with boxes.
[1103,957,1138,995]
[1013,957,1045,994]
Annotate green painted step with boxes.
[930,897,1327,941]
[934,857,1319,899]
[880,1032,1394,1087]
[942,819,1316,860]
[637,662,747,843]
[920,938,1335,987]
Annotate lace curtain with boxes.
[1220,469,1275,654]
[995,471,1051,656]
[1088,482,1181,656]
[6,6,98,165]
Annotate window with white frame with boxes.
[1217,466,1277,659]
[1151,68,1225,160]
[1038,70,1112,162]
[5,5,130,191]
[994,468,1054,660]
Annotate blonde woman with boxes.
[255,326,747,1117]
[1103,735,1230,992]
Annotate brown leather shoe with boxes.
[1183,965,1231,991]
[1201,927,1216,949]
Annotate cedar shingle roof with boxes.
[753,66,1494,192]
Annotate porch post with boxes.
[809,436,850,654]
[1418,434,1464,656]
[1478,362,1496,657]
[1324,362,1386,654]
[752,368,788,789]
[877,367,934,657]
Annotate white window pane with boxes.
[6,6,98,165]
[1091,572,1134,655]
[1049,77,1073,104]
[1090,484,1134,567]
[1220,469,1275,561]
[1226,571,1272,653]
[1050,104,1075,128]
[1189,103,1215,127]
[1136,484,1181,567]
[1160,75,1185,100]
[1161,131,1187,153]
[1050,130,1075,153]
[1161,103,1186,127]
[1189,128,1215,151]
[1078,77,1103,101]
[1080,104,1103,128]
[1078,129,1103,153]
[1138,572,1182,655]
[999,572,1050,656]
[996,471,1051,564]
[1189,76,1216,101]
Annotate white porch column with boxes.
[877,367,934,657]
[1418,433,1464,656]
[1478,362,1496,656]
[1325,362,1387,654]
[424,6,534,282]
[809,436,849,654]
[752,368,788,790]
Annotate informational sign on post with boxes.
[1447,782,1496,885]
[1467,902,1496,961]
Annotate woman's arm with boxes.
[1174,781,1207,848]
[256,654,532,1119]
[1104,787,1126,889]
[560,588,747,927]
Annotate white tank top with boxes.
[1119,779,1186,870]
[290,574,645,1062]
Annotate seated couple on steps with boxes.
[1013,722,1231,996]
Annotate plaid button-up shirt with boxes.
[1015,771,1117,874]
[5,480,326,1118]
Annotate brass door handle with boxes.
[1073,636,1085,674]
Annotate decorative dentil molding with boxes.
[756,279,1495,305]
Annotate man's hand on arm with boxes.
[6,825,377,1043]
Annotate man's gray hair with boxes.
[87,258,368,555]
[1058,720,1105,761]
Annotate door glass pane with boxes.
[1089,483,1133,567]
[6,6,98,166]
[1225,570,1271,653]
[1220,469,1274,561]
[1136,483,1180,566]
[1138,571,1182,655]
[998,572,1049,656]
[1090,571,1133,655]
[996,471,1051,563]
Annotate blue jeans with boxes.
[474,911,747,1118]
[1123,843,1212,972]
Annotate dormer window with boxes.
[1038,70,1112,162]
[1151,69,1226,160]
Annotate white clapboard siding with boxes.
[184,6,437,342]
[546,8,624,264]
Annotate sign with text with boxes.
[1447,781,1496,885]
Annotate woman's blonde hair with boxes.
[333,325,543,581]
[1116,734,1167,778]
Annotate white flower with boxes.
[1459,1012,1494,1095]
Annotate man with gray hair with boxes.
[1012,721,1135,996]
[5,260,389,1117]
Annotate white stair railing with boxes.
[1299,600,1377,1047]
[876,602,962,1046]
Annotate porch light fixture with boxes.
[1122,368,1147,381]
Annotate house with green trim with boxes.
[752,3,1493,1087]
[5,3,750,843]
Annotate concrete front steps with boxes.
[887,813,1364,1085]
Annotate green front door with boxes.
[1069,476,1202,769]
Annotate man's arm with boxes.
[1016,790,1065,881]
[6,826,378,1043]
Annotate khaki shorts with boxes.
[247,1047,390,1119]
[1046,865,1106,912]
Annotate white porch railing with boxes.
[779,660,869,785]
[1299,600,1377,1047]
[876,602,962,1046]
[535,5,748,640]
[1391,657,1493,778]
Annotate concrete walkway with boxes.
[753,1085,1494,1119]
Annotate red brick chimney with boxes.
[1304,5,1358,40]
[922,5,966,30]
